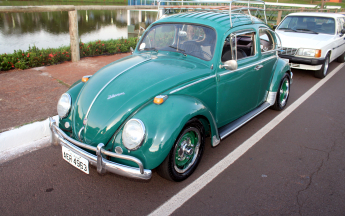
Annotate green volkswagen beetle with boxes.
[49,9,292,182]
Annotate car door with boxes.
[216,28,262,127]
[334,17,345,59]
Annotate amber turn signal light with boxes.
[315,50,321,58]
[82,75,92,83]
[153,95,168,105]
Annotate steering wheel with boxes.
[189,50,212,60]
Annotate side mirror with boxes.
[222,60,238,70]
[273,25,277,30]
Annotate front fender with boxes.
[269,57,291,92]
[110,95,218,170]
[59,79,84,130]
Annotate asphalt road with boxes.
[1,62,345,216]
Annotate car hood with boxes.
[276,30,333,49]
[72,53,210,146]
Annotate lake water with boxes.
[0,1,158,54]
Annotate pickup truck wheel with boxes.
[157,118,205,182]
[336,51,345,63]
[314,54,329,79]
[272,74,290,111]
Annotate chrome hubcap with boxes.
[174,128,200,173]
[279,78,289,107]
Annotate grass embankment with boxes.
[0,37,138,71]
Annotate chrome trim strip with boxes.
[219,55,277,76]
[219,102,271,139]
[169,75,216,94]
[49,118,152,180]
[84,58,151,126]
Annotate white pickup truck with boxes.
[275,12,345,78]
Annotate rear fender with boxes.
[269,57,291,92]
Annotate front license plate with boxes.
[62,146,89,174]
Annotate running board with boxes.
[219,102,271,140]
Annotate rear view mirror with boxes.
[139,43,146,50]
[341,28,345,35]
[178,31,187,37]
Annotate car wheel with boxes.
[272,73,290,111]
[157,118,205,182]
[336,51,345,63]
[314,54,329,79]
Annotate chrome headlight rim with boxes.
[57,93,72,119]
[122,118,146,151]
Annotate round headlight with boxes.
[122,119,145,150]
[57,93,71,118]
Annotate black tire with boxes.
[156,118,205,182]
[272,73,290,111]
[314,54,330,79]
[337,51,345,63]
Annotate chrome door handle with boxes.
[255,65,263,71]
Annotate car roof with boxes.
[286,12,343,18]
[154,11,266,31]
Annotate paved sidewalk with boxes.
[0,53,131,132]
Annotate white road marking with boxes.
[149,63,344,216]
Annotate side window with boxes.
[221,30,256,62]
[259,28,275,53]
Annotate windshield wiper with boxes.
[278,28,297,32]
[169,46,186,55]
[296,29,319,34]
[144,47,158,52]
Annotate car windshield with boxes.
[138,23,216,61]
[277,16,335,35]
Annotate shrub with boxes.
[0,38,139,72]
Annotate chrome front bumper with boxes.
[49,117,152,180]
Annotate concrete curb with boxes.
[0,116,59,163]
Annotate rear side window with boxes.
[259,28,275,53]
